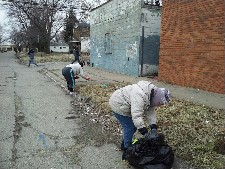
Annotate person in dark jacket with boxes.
[28,48,38,67]
[73,46,80,62]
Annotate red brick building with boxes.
[158,0,225,94]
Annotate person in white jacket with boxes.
[62,60,90,96]
[109,81,171,158]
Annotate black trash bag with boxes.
[124,134,174,169]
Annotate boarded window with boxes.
[105,33,112,54]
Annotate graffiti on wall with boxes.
[126,42,138,59]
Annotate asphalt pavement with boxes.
[0,52,128,169]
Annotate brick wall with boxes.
[158,0,225,94]
[74,27,90,41]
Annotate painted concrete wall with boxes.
[90,0,161,76]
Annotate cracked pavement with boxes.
[0,52,130,169]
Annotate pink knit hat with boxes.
[151,88,171,107]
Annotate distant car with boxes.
[4,50,7,52]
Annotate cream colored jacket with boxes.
[66,62,86,79]
[109,81,157,129]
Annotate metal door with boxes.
[140,26,160,76]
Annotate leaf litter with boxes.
[74,82,225,169]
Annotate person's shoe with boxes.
[122,148,128,160]
[120,141,125,151]
[65,91,70,95]
[69,92,75,97]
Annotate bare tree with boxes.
[63,10,78,43]
[2,0,108,53]
[0,25,3,44]
[5,0,76,53]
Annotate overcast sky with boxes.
[0,12,8,27]
[0,1,9,25]
[0,1,11,43]
[0,11,11,44]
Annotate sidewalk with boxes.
[43,62,225,110]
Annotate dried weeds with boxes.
[17,52,74,64]
[75,83,225,169]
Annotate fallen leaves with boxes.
[76,83,225,169]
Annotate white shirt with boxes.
[66,62,86,79]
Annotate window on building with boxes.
[105,33,112,54]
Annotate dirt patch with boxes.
[214,135,225,155]
[73,115,115,147]
[60,96,118,167]
[70,95,120,147]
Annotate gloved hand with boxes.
[138,127,148,135]
[150,124,157,130]
[145,128,158,140]
[150,128,158,138]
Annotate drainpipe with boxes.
[140,26,144,77]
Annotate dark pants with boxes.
[62,67,75,92]
[28,58,38,67]
[74,55,80,62]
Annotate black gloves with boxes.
[138,127,148,135]
[148,124,158,139]
[139,124,158,139]
[150,124,157,130]
[138,124,158,140]
[147,128,158,139]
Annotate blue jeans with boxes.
[28,58,37,66]
[114,112,137,149]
